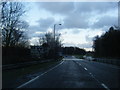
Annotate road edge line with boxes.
[16,61,64,88]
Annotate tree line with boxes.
[62,47,86,55]
[93,26,120,59]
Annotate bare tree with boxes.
[1,2,29,47]
[39,32,62,49]
[38,32,63,59]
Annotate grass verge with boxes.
[3,59,62,88]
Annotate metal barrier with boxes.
[84,56,120,66]
[94,58,120,66]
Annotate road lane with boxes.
[18,57,103,88]
[74,57,120,88]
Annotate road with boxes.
[17,56,120,89]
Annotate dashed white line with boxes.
[73,60,110,90]
[16,61,64,88]
[89,72,110,90]
[75,61,82,66]
[101,83,110,90]
[84,67,87,70]
[79,63,81,65]
[89,72,92,75]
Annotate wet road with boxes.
[17,56,120,89]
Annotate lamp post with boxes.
[53,24,61,42]
[53,24,61,59]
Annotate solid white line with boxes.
[84,67,87,70]
[16,61,64,88]
[17,76,40,88]
[101,83,110,90]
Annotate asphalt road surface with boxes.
[17,56,120,89]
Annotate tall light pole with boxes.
[53,24,61,59]
[53,24,61,42]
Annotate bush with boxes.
[2,47,31,64]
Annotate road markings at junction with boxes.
[16,61,64,88]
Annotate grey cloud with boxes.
[62,2,117,29]
[75,2,117,14]
[33,2,117,30]
[37,2,75,15]
[64,42,76,47]
[37,17,55,29]
[93,15,118,29]
[85,35,94,43]
[27,25,46,38]
[36,2,117,15]
[29,33,44,39]
[63,13,89,29]
[72,29,81,34]
[27,17,56,38]
[77,43,92,49]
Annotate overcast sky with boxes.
[23,2,118,51]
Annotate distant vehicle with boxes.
[84,56,94,61]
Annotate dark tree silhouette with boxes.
[1,2,29,47]
[93,26,120,58]
[62,47,86,55]
[39,32,63,59]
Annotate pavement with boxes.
[16,56,120,89]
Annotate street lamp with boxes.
[53,24,62,42]
[53,24,61,59]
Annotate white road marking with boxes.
[75,61,82,66]
[17,76,40,88]
[79,63,81,65]
[16,61,64,88]
[101,83,110,90]
[72,60,110,90]
[84,67,87,70]
[89,72,92,75]
[89,72,110,90]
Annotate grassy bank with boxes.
[3,59,62,88]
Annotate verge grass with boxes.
[3,60,62,88]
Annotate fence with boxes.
[93,58,120,66]
[84,56,120,66]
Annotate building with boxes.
[30,44,50,58]
[30,46,43,58]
